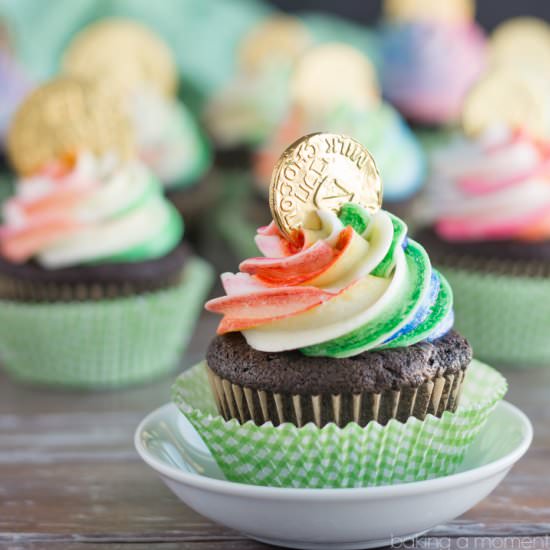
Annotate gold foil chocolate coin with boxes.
[270,133,382,240]
[239,15,312,74]
[7,76,135,175]
[383,0,474,22]
[490,17,550,73]
[462,67,550,140]
[63,18,177,97]
[290,43,380,117]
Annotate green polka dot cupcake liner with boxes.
[0,257,213,388]
[440,266,550,367]
[172,359,506,489]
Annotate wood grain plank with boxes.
[1,313,549,546]
[1,537,549,550]
[0,542,271,550]
[0,455,549,537]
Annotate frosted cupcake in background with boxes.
[380,0,486,135]
[203,15,312,168]
[0,77,213,388]
[203,12,382,170]
[62,18,212,222]
[254,43,426,208]
[416,67,550,366]
[215,42,425,264]
[172,133,507,489]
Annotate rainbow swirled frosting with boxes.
[206,204,453,358]
[0,152,182,268]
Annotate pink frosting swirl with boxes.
[428,127,550,241]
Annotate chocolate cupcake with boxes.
[206,330,470,427]
[0,238,189,302]
[201,131,471,428]
[202,15,312,170]
[172,134,507,488]
[0,77,213,388]
[417,67,550,366]
[204,200,470,427]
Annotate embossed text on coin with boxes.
[269,133,382,239]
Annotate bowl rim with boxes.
[134,400,532,502]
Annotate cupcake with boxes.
[416,67,550,366]
[62,18,213,223]
[379,0,486,132]
[0,76,213,387]
[203,14,313,169]
[220,43,426,266]
[206,133,469,427]
[172,133,506,488]
[254,43,426,208]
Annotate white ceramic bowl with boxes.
[135,401,532,550]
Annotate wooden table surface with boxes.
[1,312,549,550]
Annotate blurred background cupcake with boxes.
[173,133,507,489]
[213,41,425,261]
[203,14,312,170]
[62,18,213,233]
[202,12,380,171]
[0,76,213,387]
[0,0,548,370]
[202,13,382,265]
[416,63,550,367]
[254,43,426,209]
[379,0,486,150]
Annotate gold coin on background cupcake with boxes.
[7,76,135,176]
[270,133,382,241]
[290,43,380,118]
[63,18,177,98]
[238,15,312,74]
[461,67,550,140]
[489,17,550,73]
[383,0,474,22]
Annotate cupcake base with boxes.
[0,257,213,388]
[0,241,191,302]
[206,331,472,427]
[206,365,464,428]
[172,359,507,488]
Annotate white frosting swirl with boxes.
[129,88,208,187]
[1,152,181,268]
